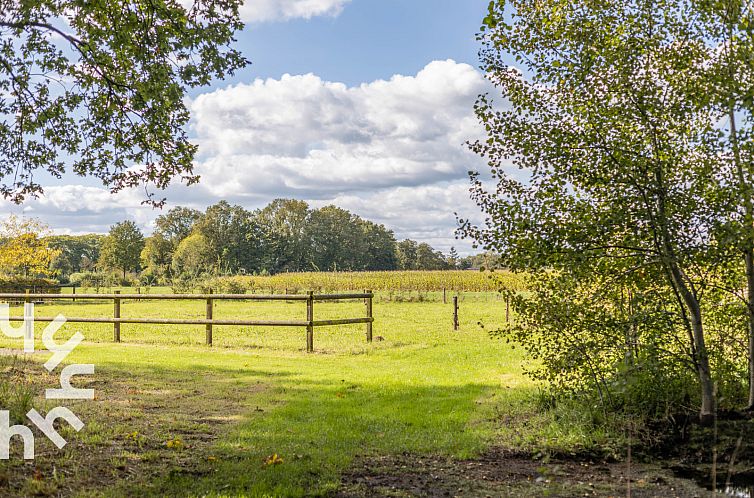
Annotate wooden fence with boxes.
[0,290,374,353]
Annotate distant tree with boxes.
[463,252,501,271]
[171,233,214,279]
[256,199,312,273]
[0,1,248,204]
[447,247,460,269]
[47,234,104,280]
[141,233,173,282]
[359,220,399,270]
[0,216,59,277]
[99,221,145,279]
[416,243,449,270]
[193,201,263,274]
[397,240,419,270]
[308,206,368,271]
[154,207,202,249]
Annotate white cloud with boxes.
[180,0,350,23]
[2,60,500,254]
[240,0,350,22]
[0,185,161,235]
[190,59,491,199]
[318,180,485,253]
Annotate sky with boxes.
[7,0,496,254]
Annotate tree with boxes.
[256,199,312,273]
[416,243,448,270]
[396,240,419,270]
[0,1,247,204]
[359,220,399,271]
[692,2,754,410]
[308,206,368,272]
[171,233,214,279]
[464,0,721,423]
[47,234,104,281]
[99,221,145,279]
[447,247,460,269]
[154,207,202,249]
[193,201,262,274]
[0,215,59,277]
[141,233,172,282]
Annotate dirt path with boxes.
[335,448,715,497]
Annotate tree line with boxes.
[31,199,483,285]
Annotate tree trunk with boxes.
[670,264,715,425]
[745,250,754,410]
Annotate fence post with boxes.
[443,287,446,304]
[206,289,213,346]
[366,289,373,343]
[306,291,314,353]
[505,295,510,323]
[114,290,121,342]
[24,289,30,304]
[72,286,76,302]
[453,296,459,331]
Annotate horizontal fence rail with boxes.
[0,290,374,353]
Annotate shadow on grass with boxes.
[121,375,509,498]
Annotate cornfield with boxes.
[206,270,526,294]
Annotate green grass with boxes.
[0,293,537,497]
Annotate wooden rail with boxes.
[0,290,374,353]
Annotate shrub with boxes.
[499,271,701,421]
[69,272,108,288]
[0,276,59,293]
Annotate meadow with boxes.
[0,288,551,497]
[0,279,716,498]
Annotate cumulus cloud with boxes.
[239,0,350,22]
[190,59,492,199]
[180,0,350,23]
[319,180,486,253]
[0,185,163,235]
[1,60,502,253]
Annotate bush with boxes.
[206,276,249,294]
[69,272,108,288]
[499,271,701,421]
[0,276,60,293]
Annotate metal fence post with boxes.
[453,295,459,331]
[72,285,76,302]
[306,291,314,353]
[114,290,121,342]
[206,288,213,346]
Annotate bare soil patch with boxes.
[335,448,714,497]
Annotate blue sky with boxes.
[231,0,489,87]
[11,0,496,254]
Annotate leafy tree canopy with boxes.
[99,220,145,278]
[0,0,248,204]
[0,215,59,277]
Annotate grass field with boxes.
[0,291,542,497]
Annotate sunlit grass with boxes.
[0,292,578,497]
